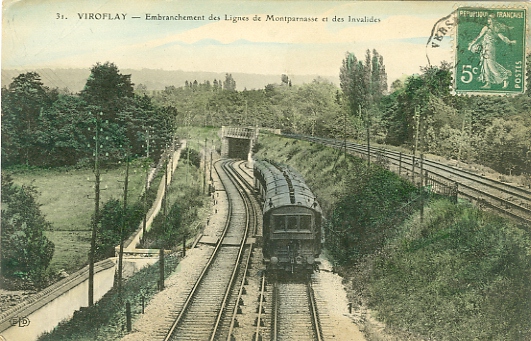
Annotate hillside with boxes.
[1,68,338,92]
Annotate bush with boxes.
[1,172,55,288]
[368,199,531,340]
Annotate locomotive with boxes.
[253,159,322,273]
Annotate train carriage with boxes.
[253,159,322,273]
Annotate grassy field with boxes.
[8,127,220,274]
[9,163,148,273]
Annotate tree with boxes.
[1,72,54,165]
[1,172,55,288]
[223,73,237,91]
[281,74,290,86]
[80,62,134,122]
[383,63,452,147]
[339,50,388,148]
[294,79,341,136]
[36,94,92,166]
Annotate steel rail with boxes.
[225,243,255,341]
[210,160,253,341]
[307,282,323,341]
[163,159,249,341]
[271,283,279,341]
[252,273,267,341]
[298,134,530,201]
[271,280,323,341]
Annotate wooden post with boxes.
[159,248,165,290]
[203,138,207,194]
[398,152,402,176]
[412,106,420,186]
[420,154,424,187]
[117,154,129,293]
[412,154,416,185]
[126,302,132,331]
[88,111,102,307]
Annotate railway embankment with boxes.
[1,144,183,341]
[35,133,215,341]
[255,133,531,341]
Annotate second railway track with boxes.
[287,134,531,226]
[272,279,323,341]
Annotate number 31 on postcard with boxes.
[455,7,526,94]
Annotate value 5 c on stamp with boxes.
[455,7,526,94]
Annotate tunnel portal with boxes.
[221,126,258,161]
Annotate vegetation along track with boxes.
[272,279,323,341]
[164,159,255,341]
[287,134,531,226]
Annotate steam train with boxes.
[253,159,322,273]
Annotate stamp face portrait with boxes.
[455,7,526,94]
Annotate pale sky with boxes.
[2,1,528,85]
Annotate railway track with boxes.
[272,279,323,341]
[163,159,255,341]
[287,134,531,226]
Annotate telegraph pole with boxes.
[88,112,102,307]
[209,140,213,194]
[203,138,207,194]
[142,129,151,243]
[159,153,168,291]
[412,106,420,185]
[117,151,129,293]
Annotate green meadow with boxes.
[10,164,148,273]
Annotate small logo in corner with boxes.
[10,316,30,327]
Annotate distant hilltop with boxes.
[1,68,338,92]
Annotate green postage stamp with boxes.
[455,7,526,94]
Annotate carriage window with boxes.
[287,216,298,230]
[273,215,285,231]
[300,215,312,230]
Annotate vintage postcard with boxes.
[2,1,530,341]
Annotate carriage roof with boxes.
[254,159,321,215]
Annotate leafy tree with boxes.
[1,172,55,288]
[383,63,452,147]
[478,117,531,175]
[339,50,388,141]
[223,73,237,91]
[293,79,342,136]
[36,94,92,166]
[1,72,54,166]
[80,62,134,122]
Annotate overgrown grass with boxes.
[256,133,531,340]
[366,199,531,340]
[140,147,211,249]
[8,162,153,274]
[38,254,180,341]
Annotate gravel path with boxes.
[312,259,366,340]
[121,154,229,341]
